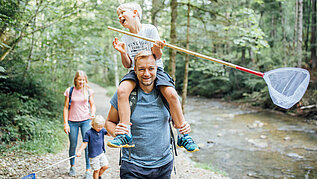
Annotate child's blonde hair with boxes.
[117,2,142,20]
[73,70,89,101]
[92,115,105,127]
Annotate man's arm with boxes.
[106,105,130,137]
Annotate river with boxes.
[184,96,317,178]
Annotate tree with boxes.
[168,0,177,81]
[181,0,190,112]
[298,0,303,67]
[312,0,316,69]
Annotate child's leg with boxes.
[98,165,109,178]
[107,80,136,148]
[159,86,185,128]
[159,86,199,152]
[93,169,100,179]
[117,80,136,133]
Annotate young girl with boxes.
[63,70,96,178]
[77,115,109,179]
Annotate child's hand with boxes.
[153,40,166,49]
[113,37,126,54]
[90,114,96,120]
[76,151,82,157]
[178,121,191,134]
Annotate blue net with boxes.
[263,67,310,109]
[22,173,36,179]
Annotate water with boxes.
[185,97,317,178]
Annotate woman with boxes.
[63,70,96,179]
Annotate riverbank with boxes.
[0,136,228,179]
[0,83,228,178]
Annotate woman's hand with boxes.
[178,121,191,134]
[64,123,70,134]
[114,123,131,136]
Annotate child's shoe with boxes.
[84,171,92,179]
[68,166,76,177]
[107,134,135,148]
[177,134,199,152]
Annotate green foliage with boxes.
[0,73,65,154]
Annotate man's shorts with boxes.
[120,160,173,179]
[89,152,109,171]
[120,67,175,88]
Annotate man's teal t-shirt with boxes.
[110,88,173,168]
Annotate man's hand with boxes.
[115,123,131,136]
[178,121,191,134]
[113,37,126,54]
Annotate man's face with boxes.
[135,56,157,87]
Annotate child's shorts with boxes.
[89,152,109,171]
[120,67,175,88]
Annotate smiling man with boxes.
[106,51,174,179]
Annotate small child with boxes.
[108,2,199,152]
[77,115,109,179]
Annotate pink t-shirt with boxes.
[64,87,94,122]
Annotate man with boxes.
[106,51,191,179]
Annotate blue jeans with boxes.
[68,119,91,169]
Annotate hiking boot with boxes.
[68,166,76,177]
[107,134,135,148]
[177,134,199,152]
[84,171,93,179]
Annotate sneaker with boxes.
[177,134,199,152]
[68,166,76,177]
[107,134,135,148]
[84,171,93,179]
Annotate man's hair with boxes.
[92,115,105,127]
[134,51,155,66]
[117,2,142,20]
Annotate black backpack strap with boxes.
[68,87,74,110]
[129,87,138,114]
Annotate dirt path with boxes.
[1,83,228,179]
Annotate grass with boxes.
[194,163,228,177]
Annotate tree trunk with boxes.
[280,2,287,66]
[181,0,190,113]
[168,0,177,81]
[241,47,246,64]
[151,0,160,27]
[312,0,317,69]
[298,0,303,67]
[294,0,298,49]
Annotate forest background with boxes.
[0,0,316,154]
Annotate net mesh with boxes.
[263,67,310,109]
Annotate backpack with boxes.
[119,86,178,173]
[68,86,90,110]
